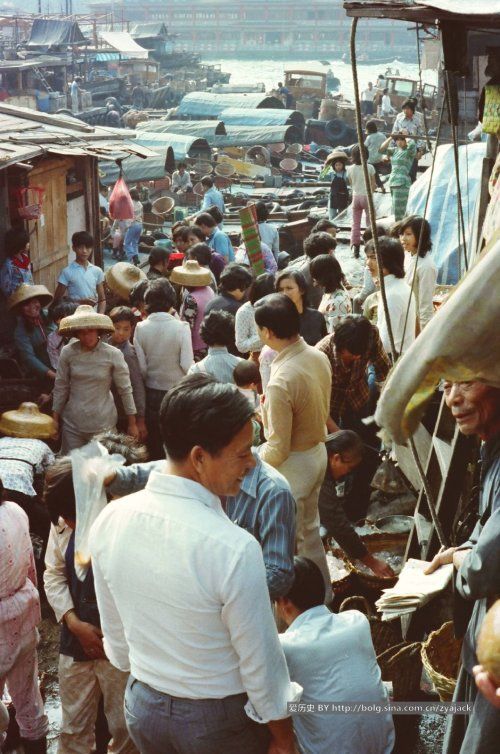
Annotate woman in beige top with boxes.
[52,306,137,453]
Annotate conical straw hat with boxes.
[105,262,147,301]
[7,284,52,311]
[59,305,114,335]
[0,402,56,439]
[170,260,212,287]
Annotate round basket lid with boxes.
[152,195,175,216]
[287,142,303,155]
[0,402,55,440]
[279,157,298,172]
[270,142,286,154]
[192,160,213,176]
[245,145,271,165]
[214,176,232,189]
[214,162,235,177]
[105,262,147,301]
[193,182,205,197]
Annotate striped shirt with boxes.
[225,455,295,599]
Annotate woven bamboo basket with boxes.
[377,641,423,700]
[343,532,408,591]
[421,621,462,701]
[339,595,402,657]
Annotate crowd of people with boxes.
[0,143,498,754]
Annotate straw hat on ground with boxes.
[59,305,114,335]
[0,402,55,439]
[170,260,212,287]
[105,262,147,301]
[7,284,53,311]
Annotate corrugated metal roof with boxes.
[0,103,157,170]
[177,92,284,120]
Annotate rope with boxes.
[415,24,432,152]
[400,95,446,347]
[444,69,469,273]
[410,437,448,547]
[350,17,396,360]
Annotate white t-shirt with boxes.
[361,87,376,102]
[347,163,375,196]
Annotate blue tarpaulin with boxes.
[127,132,211,161]
[137,120,227,138]
[27,19,87,48]
[219,107,305,131]
[177,92,284,120]
[407,142,487,284]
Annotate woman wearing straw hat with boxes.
[52,306,138,453]
[170,260,215,361]
[9,284,56,386]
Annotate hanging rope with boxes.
[415,24,432,152]
[350,17,396,360]
[350,17,448,550]
[444,69,469,273]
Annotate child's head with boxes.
[72,231,94,262]
[185,242,212,268]
[172,225,191,253]
[148,247,170,274]
[44,457,76,526]
[50,301,78,327]
[109,306,136,344]
[233,359,261,390]
[366,120,378,134]
[333,160,345,173]
[130,188,140,202]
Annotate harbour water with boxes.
[202,57,438,101]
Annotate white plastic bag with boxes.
[70,440,125,581]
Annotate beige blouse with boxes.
[53,339,136,433]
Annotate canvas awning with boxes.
[137,120,227,138]
[98,32,149,60]
[219,108,305,130]
[27,18,87,48]
[177,92,284,120]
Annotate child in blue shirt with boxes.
[54,231,106,313]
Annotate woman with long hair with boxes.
[394,214,437,330]
[275,269,327,346]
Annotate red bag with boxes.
[109,175,134,221]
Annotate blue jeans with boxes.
[124,677,270,754]
[124,222,142,261]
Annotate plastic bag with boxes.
[71,440,125,581]
[109,175,134,221]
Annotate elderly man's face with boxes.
[443,381,500,440]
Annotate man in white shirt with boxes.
[276,557,395,754]
[361,81,376,116]
[171,162,193,193]
[133,279,193,459]
[89,373,300,754]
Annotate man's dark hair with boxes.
[195,212,217,229]
[310,219,337,235]
[148,247,170,268]
[362,223,388,244]
[186,225,205,243]
[49,301,78,322]
[186,243,212,267]
[303,232,337,259]
[44,457,76,524]
[172,225,191,243]
[275,269,308,307]
[72,231,94,248]
[333,315,374,356]
[144,278,176,313]
[129,279,149,308]
[200,310,235,347]
[129,188,140,201]
[177,161,187,169]
[325,429,364,459]
[350,144,368,165]
[377,236,405,278]
[159,373,254,461]
[109,305,136,325]
[284,557,325,611]
[4,228,29,258]
[254,293,300,339]
[219,264,253,294]
[366,119,378,134]
[393,215,432,257]
[255,201,269,223]
[402,98,416,112]
[248,272,276,306]
[233,359,260,388]
[206,205,223,225]
[201,175,214,189]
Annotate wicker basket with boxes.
[421,621,462,701]
[343,532,408,591]
[327,548,352,596]
[377,641,423,700]
[339,595,402,657]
